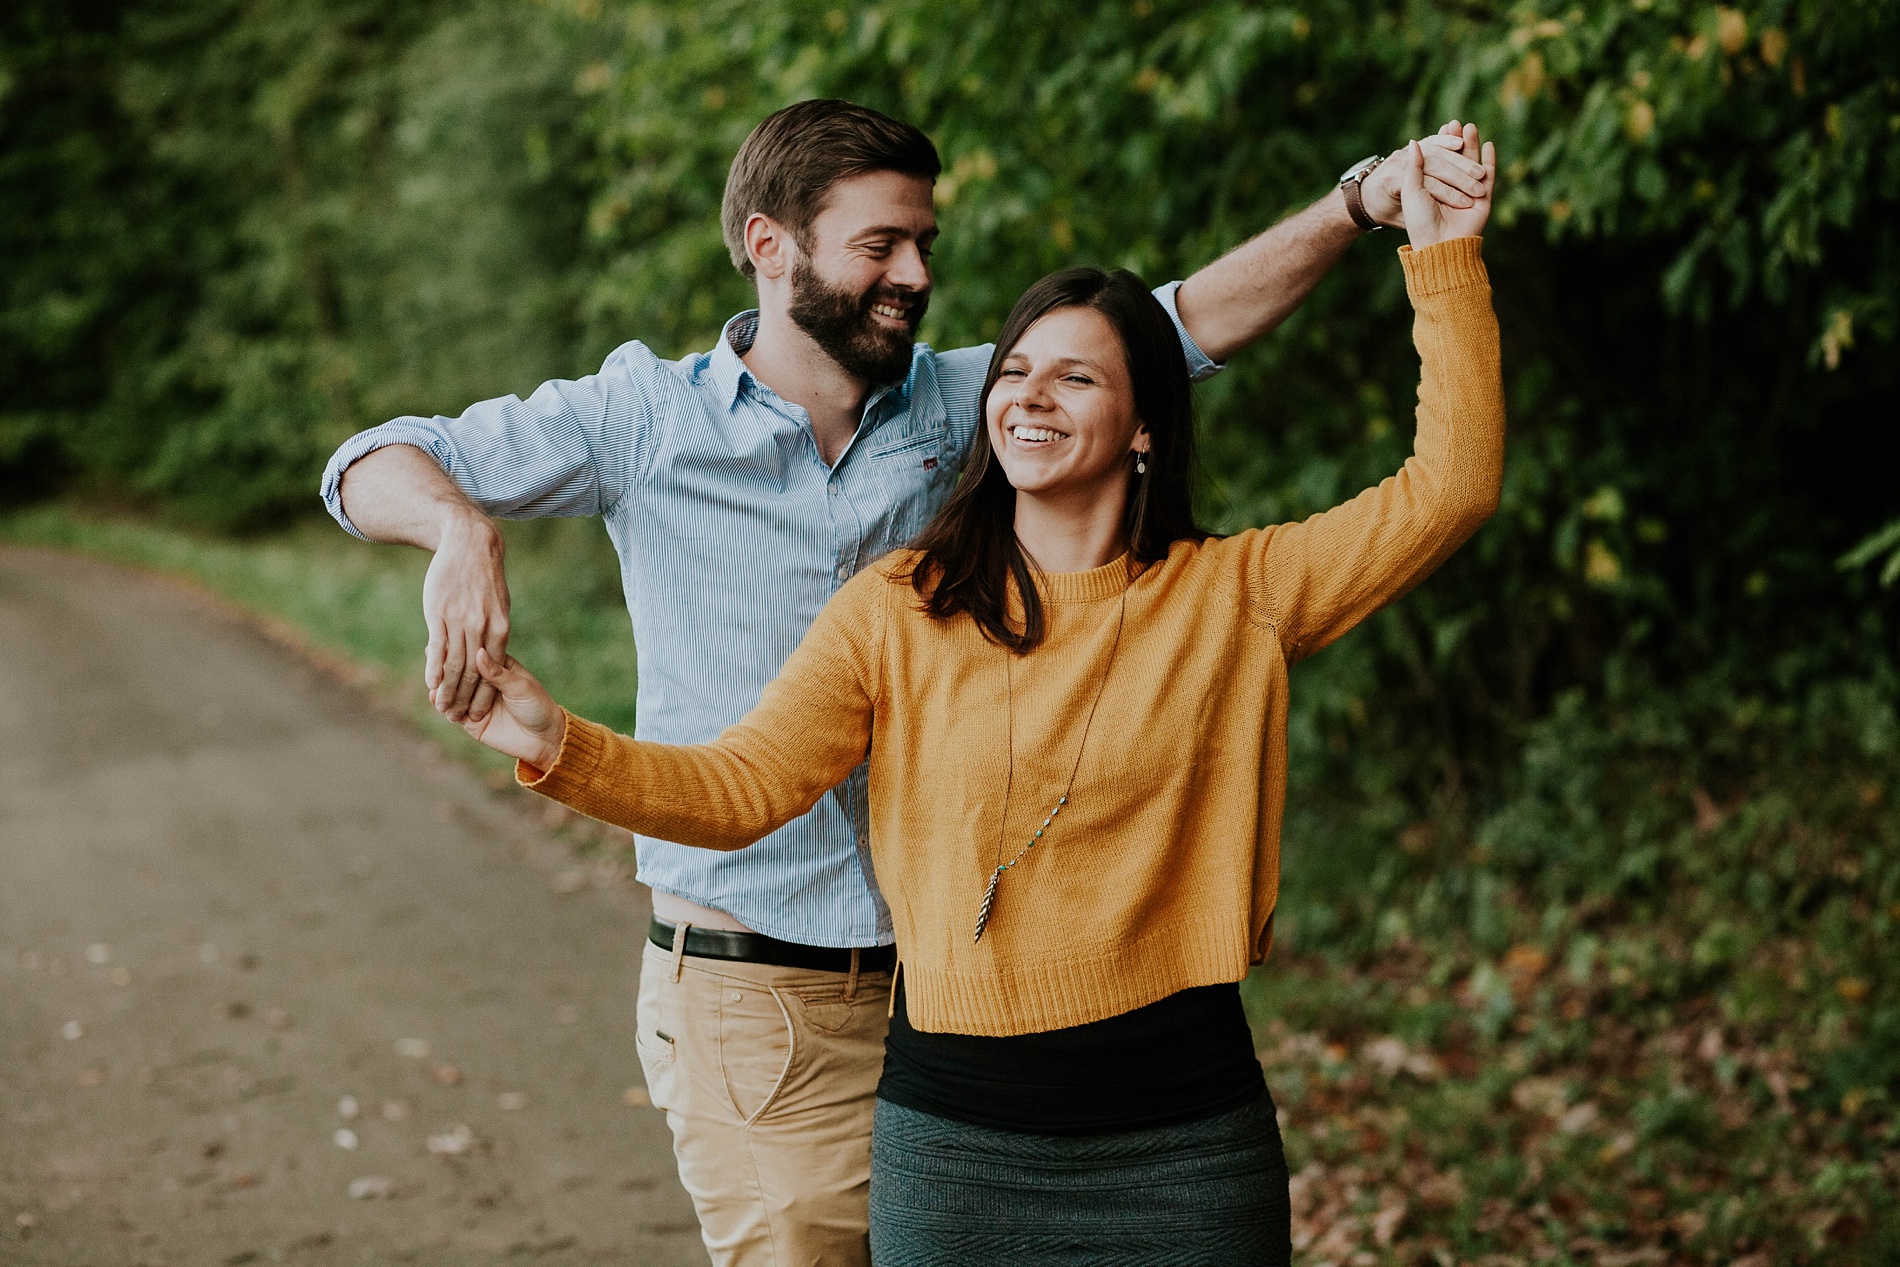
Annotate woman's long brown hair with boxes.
[904,268,1207,653]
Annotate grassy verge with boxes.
[6,501,1895,1263]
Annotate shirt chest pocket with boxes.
[864,419,949,464]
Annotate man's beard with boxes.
[787,257,928,386]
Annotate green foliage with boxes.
[1,0,603,526]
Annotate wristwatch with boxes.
[1338,154,1385,232]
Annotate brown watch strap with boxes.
[1342,176,1380,232]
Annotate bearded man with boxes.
[321,98,1488,1266]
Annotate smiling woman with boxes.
[904,267,1209,651]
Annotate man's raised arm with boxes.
[1173,122,1493,364]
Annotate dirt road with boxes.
[0,548,706,1265]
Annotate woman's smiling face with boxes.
[985,305,1149,499]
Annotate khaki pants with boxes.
[636,936,891,1267]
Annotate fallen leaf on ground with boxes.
[393,1038,429,1059]
[497,1091,527,1111]
[1558,1101,1600,1134]
[380,1099,412,1121]
[1510,1076,1570,1117]
[61,1020,84,1040]
[1372,1198,1408,1246]
[622,1086,650,1108]
[347,1176,397,1200]
[428,1064,462,1086]
[333,1128,359,1150]
[337,1095,360,1120]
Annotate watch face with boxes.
[1339,155,1381,184]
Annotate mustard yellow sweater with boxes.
[524,236,1503,1037]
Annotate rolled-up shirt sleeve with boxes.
[319,340,665,539]
[1154,280,1224,383]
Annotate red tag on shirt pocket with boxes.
[922,457,939,471]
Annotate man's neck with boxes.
[741,306,871,467]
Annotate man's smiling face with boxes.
[787,170,938,384]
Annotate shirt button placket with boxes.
[829,480,855,585]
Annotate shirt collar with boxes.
[708,309,926,415]
[709,311,760,410]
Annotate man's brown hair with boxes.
[721,99,941,280]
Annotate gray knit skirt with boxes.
[868,1092,1290,1266]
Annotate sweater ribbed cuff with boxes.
[517,709,608,802]
[1399,235,1487,300]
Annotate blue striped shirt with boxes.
[320,286,1216,946]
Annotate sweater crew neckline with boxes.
[1034,554,1135,603]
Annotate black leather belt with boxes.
[648,916,895,974]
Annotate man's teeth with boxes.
[872,303,907,320]
[1012,426,1063,442]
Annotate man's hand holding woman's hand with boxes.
[1398,121,1497,249]
[460,647,568,773]
[1359,119,1493,230]
[423,511,512,724]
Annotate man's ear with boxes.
[745,212,794,282]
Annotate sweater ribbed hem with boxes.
[518,709,609,802]
[1399,235,1487,299]
[902,913,1255,1037]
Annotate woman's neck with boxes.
[1013,483,1129,574]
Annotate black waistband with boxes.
[878,979,1265,1135]
[647,916,896,975]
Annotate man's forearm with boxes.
[1172,186,1361,365]
[338,443,492,551]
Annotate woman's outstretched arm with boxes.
[1241,128,1504,661]
[461,567,888,850]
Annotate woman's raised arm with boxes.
[1238,131,1504,662]
[463,567,888,850]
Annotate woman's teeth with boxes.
[1011,426,1063,443]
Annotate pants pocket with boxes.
[718,982,795,1124]
[634,949,678,1111]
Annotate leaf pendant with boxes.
[973,868,1003,943]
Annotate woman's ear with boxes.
[1131,425,1152,456]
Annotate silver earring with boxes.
[1135,456,1147,475]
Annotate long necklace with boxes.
[972,583,1129,944]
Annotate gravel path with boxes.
[0,547,706,1265]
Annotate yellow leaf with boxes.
[1584,540,1622,586]
[1715,8,1748,56]
[1625,99,1656,143]
[1759,28,1788,69]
